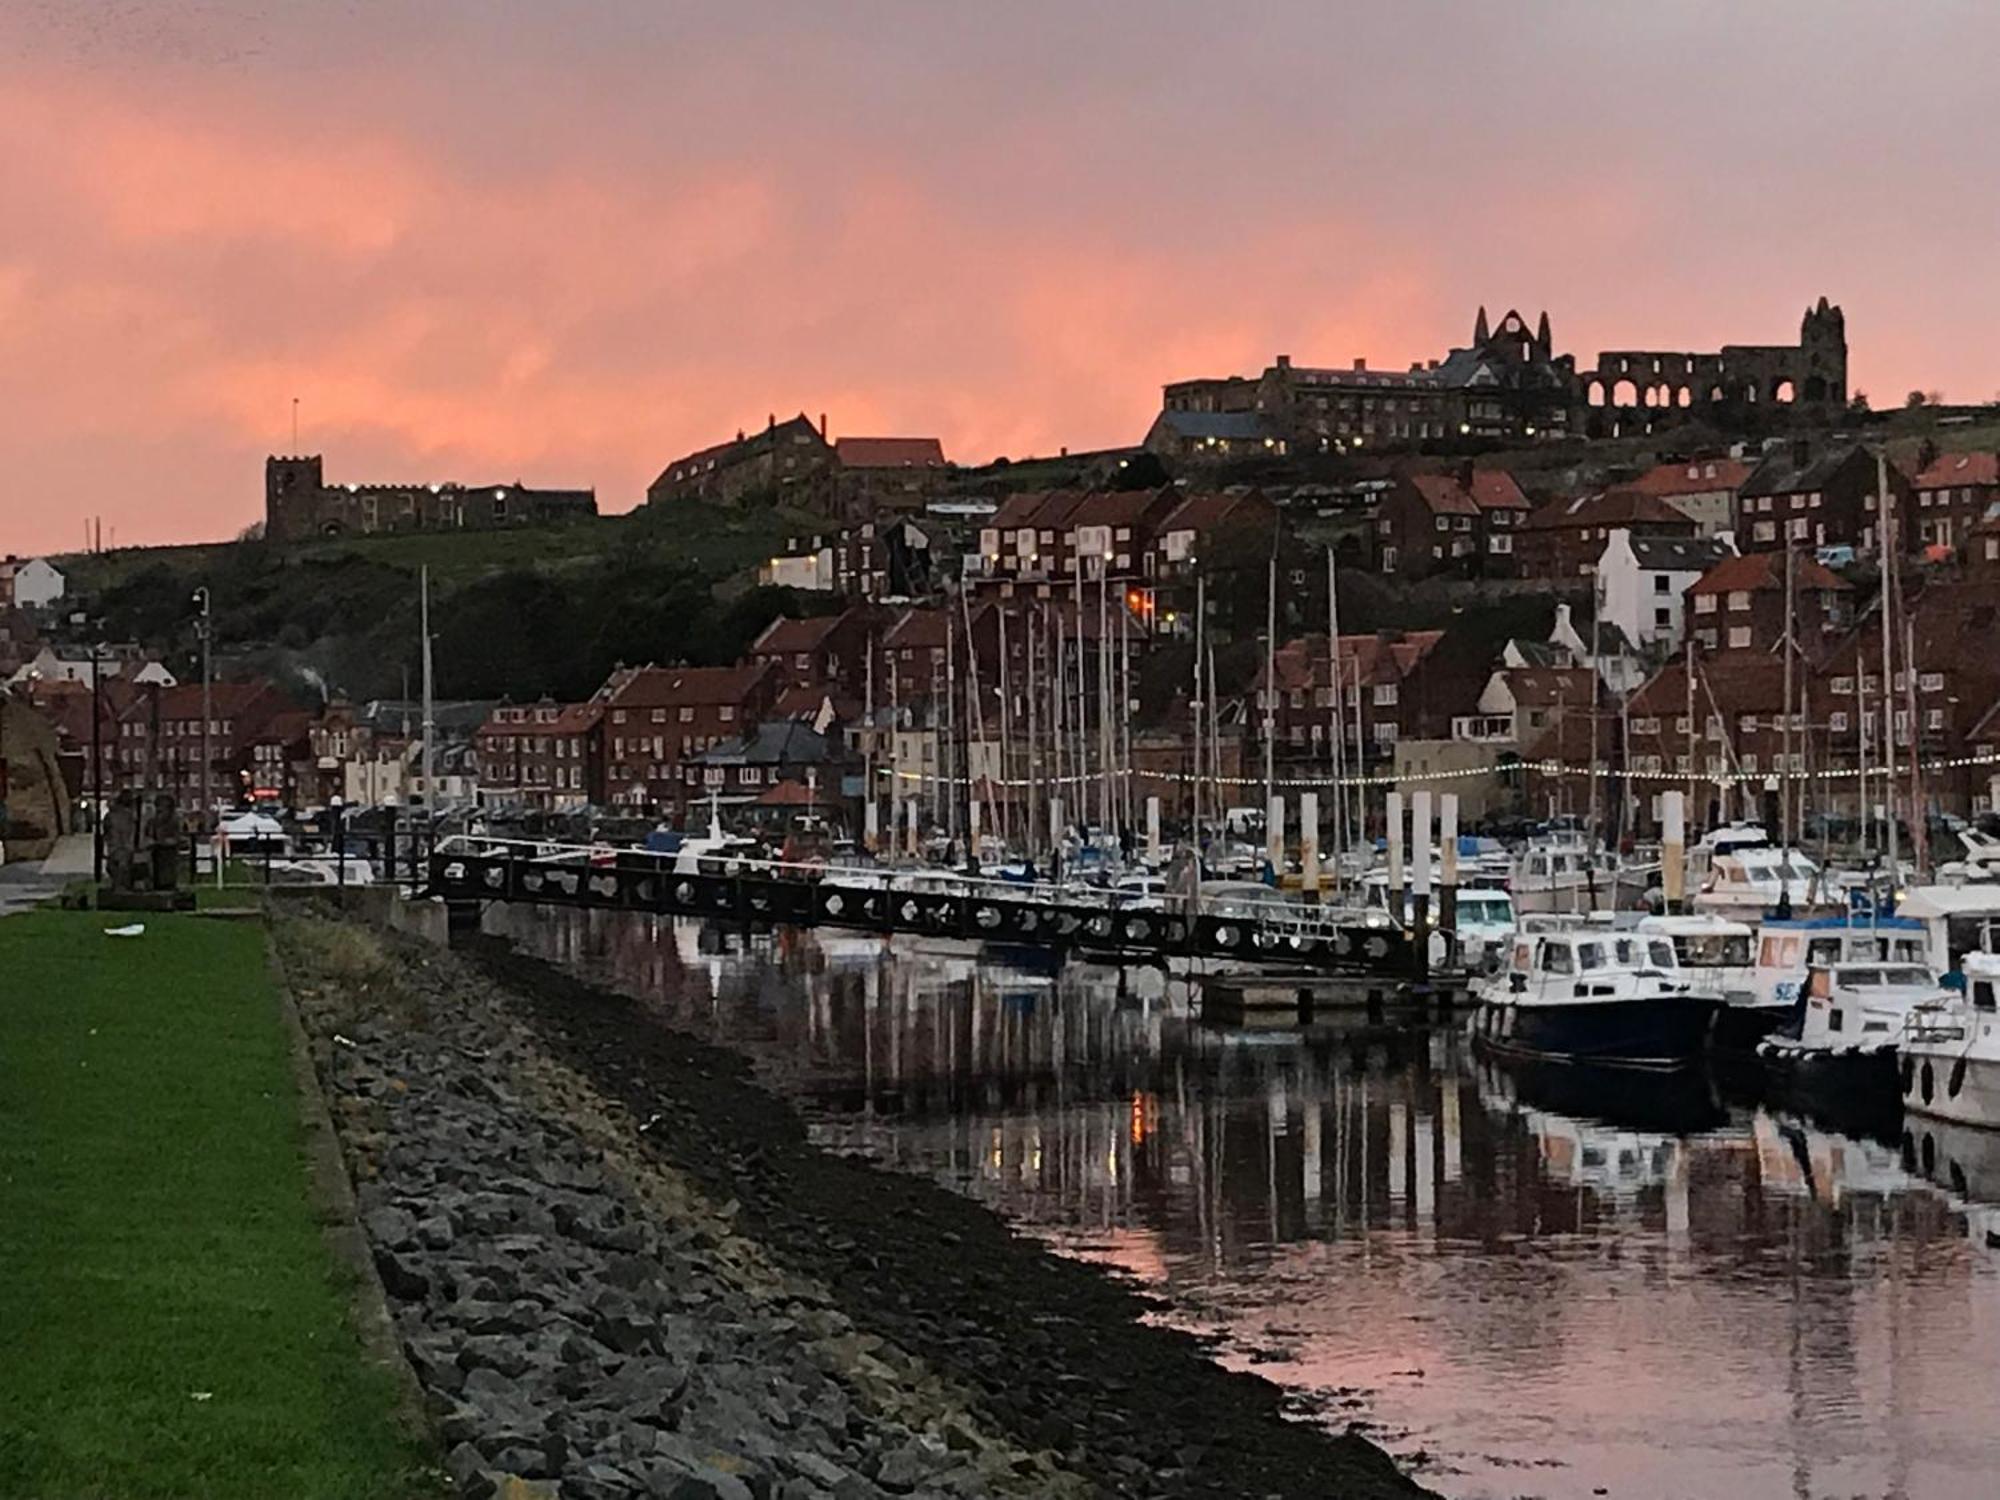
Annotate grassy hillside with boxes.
[56,500,833,705]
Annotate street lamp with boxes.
[70,611,105,884]
[192,586,212,836]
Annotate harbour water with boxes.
[494,907,2000,1500]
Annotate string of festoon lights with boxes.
[876,747,2000,793]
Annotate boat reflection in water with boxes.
[493,906,2000,1500]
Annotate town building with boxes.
[107,679,295,811]
[1735,442,1908,553]
[681,722,844,818]
[1684,550,1852,657]
[473,699,604,811]
[746,608,885,696]
[1596,530,1736,655]
[264,455,595,543]
[1626,458,1754,538]
[1907,448,2000,552]
[1514,489,1697,580]
[646,414,834,507]
[1255,629,1461,772]
[596,662,779,811]
[1141,410,1287,465]
[1370,467,1529,578]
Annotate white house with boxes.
[0,558,66,611]
[8,646,177,691]
[1501,602,1647,697]
[1597,528,1734,655]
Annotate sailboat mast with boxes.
[420,564,436,822]
[1782,543,1796,846]
[1327,548,1345,878]
[1263,552,1277,816]
[1193,575,1206,846]
[1879,451,1900,882]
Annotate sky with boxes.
[2,1,1997,554]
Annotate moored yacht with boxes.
[1510,832,1622,915]
[1692,842,1832,921]
[1471,926,1720,1070]
[1900,952,2000,1129]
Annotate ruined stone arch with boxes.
[1677,386,1692,408]
[1611,378,1639,407]
[1709,385,1726,403]
[1804,374,1828,402]
[1586,378,1607,408]
[1773,378,1796,404]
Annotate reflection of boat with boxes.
[1900,952,2000,1128]
[1471,927,1720,1070]
[1903,1113,2000,1235]
[1476,1050,1726,1135]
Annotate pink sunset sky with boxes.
[2,1,1996,555]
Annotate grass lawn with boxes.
[0,910,432,1499]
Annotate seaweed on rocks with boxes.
[448,933,1432,1500]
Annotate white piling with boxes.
[1386,790,1405,910]
[1662,790,1686,912]
[1439,792,1460,936]
[1411,791,1433,899]
[863,797,880,853]
[1145,795,1161,861]
[1266,795,1285,878]
[906,796,919,858]
[1300,791,1321,899]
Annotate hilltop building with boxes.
[264,455,595,542]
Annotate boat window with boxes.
[1976,981,1996,1012]
[1676,933,1752,967]
[1829,1008,1844,1032]
[1576,942,1605,971]
[1541,942,1575,975]
[1879,967,1933,987]
[1649,939,1677,969]
[1806,938,1842,965]
[1842,968,1881,987]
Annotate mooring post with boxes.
[1145,795,1161,863]
[1411,790,1432,985]
[1439,792,1459,959]
[1662,789,1686,914]
[1266,794,1285,884]
[1386,789,1405,926]
[1300,791,1321,904]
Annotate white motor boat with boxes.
[1687,824,1832,920]
[1900,952,2000,1129]
[1637,913,1768,1048]
[1470,927,1720,1070]
[1758,961,1950,1128]
[1510,833,1622,915]
[1747,916,1933,1014]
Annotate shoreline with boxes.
[283,907,1432,1498]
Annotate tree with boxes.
[1907,390,1929,408]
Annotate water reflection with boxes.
[494,908,2000,1500]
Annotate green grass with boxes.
[0,911,432,1499]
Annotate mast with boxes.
[1262,551,1277,816]
[864,634,876,852]
[1192,576,1205,849]
[1855,645,1869,855]
[1207,645,1222,835]
[1879,451,1900,884]
[1326,548,1346,877]
[1052,610,1065,846]
[1025,609,1039,854]
[1588,580,1602,843]
[1905,615,1926,879]
[959,587,984,857]
[998,604,1013,850]
[1099,569,1112,837]
[1684,631,1696,831]
[1781,543,1796,845]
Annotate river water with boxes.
[493,907,2000,1500]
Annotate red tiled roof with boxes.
[1156,491,1253,534]
[1627,657,1790,718]
[835,437,946,469]
[1261,630,1445,693]
[477,700,603,738]
[1688,551,1849,595]
[756,779,826,807]
[1913,451,2000,491]
[1468,470,1530,511]
[605,663,772,709]
[751,615,844,655]
[1631,459,1755,498]
[1520,488,1695,532]
[1407,474,1480,517]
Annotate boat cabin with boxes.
[1796,962,1947,1050]
[1637,914,1756,1004]
[1752,917,1931,1011]
[1499,930,1683,1000]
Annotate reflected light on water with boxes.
[494,906,2000,1500]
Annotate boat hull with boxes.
[1902,1051,2000,1129]
[1711,1002,1793,1054]
[1756,1037,1902,1139]
[1471,994,1719,1070]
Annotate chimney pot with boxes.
[1353,358,1367,372]
[1275,354,1291,370]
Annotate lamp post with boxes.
[330,794,346,888]
[71,612,105,884]
[192,586,212,835]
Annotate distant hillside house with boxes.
[647,414,836,506]
[1142,409,1287,465]
[264,455,596,543]
[0,557,66,611]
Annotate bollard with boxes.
[1386,790,1405,921]
[1145,795,1161,862]
[905,797,919,859]
[1439,793,1460,952]
[1662,790,1686,913]
[1410,790,1432,982]
[864,798,880,854]
[1050,795,1064,853]
[1266,795,1285,882]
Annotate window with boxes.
[1920,672,1944,693]
[1789,517,1809,540]
[718,706,735,722]
[703,767,726,785]
[1927,708,1945,730]
[1436,516,1450,532]
[1654,608,1671,628]
[1728,626,1752,648]
[1831,676,1853,695]
[1706,715,1724,739]
[1694,594,1717,614]
[1490,534,1512,554]
[1373,722,1398,745]
[1742,754,1758,773]
[1373,683,1398,706]
[1653,574,1670,594]
[678,706,695,723]
[1727,590,1752,611]
[1674,715,1691,734]
[739,767,761,786]
[650,708,666,724]
[1696,629,1718,650]
[1634,716,1660,735]
[1830,710,1849,733]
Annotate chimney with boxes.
[1353,358,1368,372]
[1791,436,1811,469]
[768,412,776,431]
[1553,602,1573,639]
[1455,459,1475,491]
[819,412,828,440]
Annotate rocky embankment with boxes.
[278,913,1430,1500]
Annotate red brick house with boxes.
[747,606,885,696]
[1255,629,1456,772]
[1736,442,1910,553]
[1685,550,1852,656]
[474,699,604,810]
[111,679,293,811]
[1908,448,1999,553]
[1628,457,1753,537]
[597,663,778,810]
[1514,488,1696,580]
